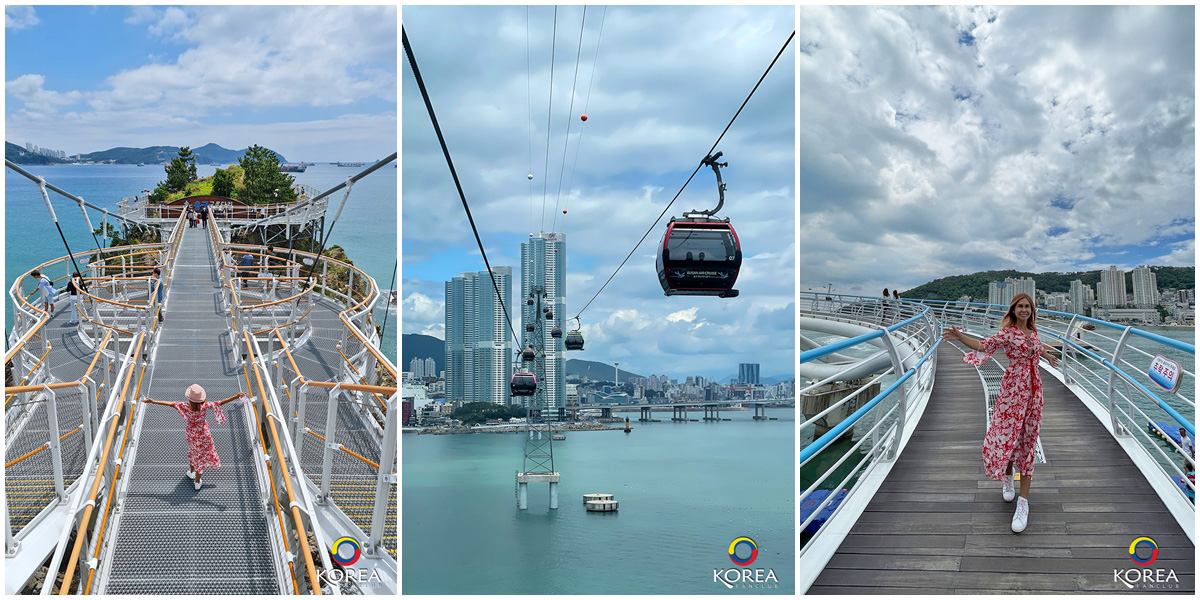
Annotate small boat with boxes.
[280,162,307,173]
[336,161,365,167]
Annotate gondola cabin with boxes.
[565,330,584,350]
[522,347,535,362]
[551,327,563,338]
[656,217,741,297]
[511,371,537,396]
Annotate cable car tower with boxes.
[515,285,560,510]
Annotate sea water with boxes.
[402,409,795,594]
[4,163,397,357]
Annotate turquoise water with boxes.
[402,409,795,594]
[4,163,396,358]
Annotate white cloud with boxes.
[666,307,698,323]
[5,6,38,30]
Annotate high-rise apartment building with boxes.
[1131,265,1158,308]
[1099,265,1127,308]
[521,233,566,411]
[1070,279,1091,315]
[445,267,512,405]
[988,277,1036,307]
[739,363,760,386]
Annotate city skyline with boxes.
[402,5,795,380]
[800,6,1195,295]
[5,6,396,161]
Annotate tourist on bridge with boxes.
[142,385,247,490]
[30,270,55,316]
[1181,427,1194,472]
[65,271,88,325]
[151,267,164,322]
[239,253,255,289]
[942,293,1059,533]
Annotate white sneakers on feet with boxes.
[187,469,196,480]
[194,479,202,490]
[1011,497,1029,533]
[1002,470,1016,502]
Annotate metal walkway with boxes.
[808,343,1195,593]
[103,224,281,594]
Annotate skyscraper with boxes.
[1069,279,1090,315]
[521,232,566,411]
[445,267,512,405]
[739,363,760,386]
[1131,265,1158,308]
[1099,265,1126,308]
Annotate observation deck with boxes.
[800,293,1194,593]
[5,159,397,594]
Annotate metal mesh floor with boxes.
[105,225,280,594]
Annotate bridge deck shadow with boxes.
[809,343,1194,594]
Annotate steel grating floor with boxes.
[104,225,281,594]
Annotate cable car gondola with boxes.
[511,371,537,396]
[544,309,554,320]
[525,323,535,332]
[565,317,584,350]
[522,347,535,362]
[655,152,741,298]
[551,326,562,338]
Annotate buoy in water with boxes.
[580,114,588,122]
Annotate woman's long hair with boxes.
[1000,292,1037,331]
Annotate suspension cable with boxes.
[550,6,587,223]
[379,259,397,343]
[404,26,522,347]
[555,5,607,231]
[527,6,535,237]
[575,29,795,318]
[540,6,558,234]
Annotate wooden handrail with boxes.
[244,331,319,593]
[4,318,49,364]
[59,331,144,594]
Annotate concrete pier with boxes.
[516,471,561,510]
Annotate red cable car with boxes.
[551,326,563,338]
[655,152,741,298]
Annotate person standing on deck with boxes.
[151,267,165,322]
[1180,427,1194,472]
[30,270,56,315]
[143,385,246,490]
[942,293,1059,533]
[66,271,87,325]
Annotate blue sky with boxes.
[800,6,1195,296]
[5,6,396,161]
[402,5,795,380]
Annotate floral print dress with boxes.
[962,326,1044,481]
[173,401,226,474]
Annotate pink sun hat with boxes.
[185,384,206,403]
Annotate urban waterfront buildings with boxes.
[521,232,567,411]
[739,363,761,386]
[1098,265,1127,308]
[988,277,1036,306]
[1131,265,1159,308]
[445,267,512,405]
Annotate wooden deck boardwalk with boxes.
[808,343,1195,594]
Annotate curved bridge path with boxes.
[809,343,1195,594]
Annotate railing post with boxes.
[367,395,397,557]
[295,381,310,462]
[81,381,95,451]
[44,385,66,502]
[878,330,907,461]
[4,500,17,557]
[1108,327,1134,437]
[320,384,342,504]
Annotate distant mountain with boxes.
[78,143,287,165]
[402,334,445,375]
[6,141,70,165]
[565,359,643,382]
[901,267,1196,301]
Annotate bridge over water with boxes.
[5,158,397,594]
[800,293,1194,593]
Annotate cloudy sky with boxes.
[6,5,396,161]
[800,6,1195,296]
[402,5,795,381]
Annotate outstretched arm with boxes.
[142,397,172,406]
[1039,345,1060,368]
[942,327,983,352]
[218,392,248,405]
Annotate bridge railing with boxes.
[118,189,326,223]
[918,299,1195,502]
[799,292,941,582]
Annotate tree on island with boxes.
[148,146,198,203]
[236,144,297,205]
[211,168,235,198]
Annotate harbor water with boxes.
[4,163,397,357]
[403,409,795,594]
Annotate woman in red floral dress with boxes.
[943,293,1059,533]
[144,384,246,490]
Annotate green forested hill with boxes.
[6,141,287,165]
[901,267,1195,301]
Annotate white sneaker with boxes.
[1012,497,1029,533]
[1002,471,1015,502]
[187,468,195,480]
[194,479,202,490]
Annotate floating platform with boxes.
[584,493,618,511]
[552,433,566,440]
